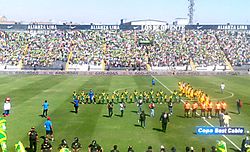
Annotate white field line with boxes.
[151,75,241,151]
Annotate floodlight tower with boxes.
[188,0,195,25]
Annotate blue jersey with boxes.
[152,79,155,85]
[44,120,52,131]
[89,91,94,99]
[43,102,49,110]
[74,99,79,107]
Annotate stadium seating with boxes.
[0,30,249,71]
[216,30,250,66]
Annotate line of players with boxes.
[72,89,180,104]
[179,81,227,118]
[184,100,227,118]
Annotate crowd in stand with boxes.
[0,31,69,67]
[184,30,225,66]
[0,31,26,66]
[216,30,250,66]
[0,29,249,69]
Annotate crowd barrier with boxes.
[0,70,249,76]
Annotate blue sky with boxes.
[0,0,249,24]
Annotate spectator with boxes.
[223,112,231,127]
[146,146,153,152]
[58,139,69,150]
[241,131,250,152]
[211,146,216,152]
[3,97,11,117]
[88,140,103,152]
[160,145,166,152]
[202,147,206,152]
[127,146,134,152]
[28,127,38,152]
[170,147,176,152]
[71,137,82,152]
[111,145,119,152]
[190,146,194,152]
[41,138,52,152]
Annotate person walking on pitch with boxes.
[160,112,170,132]
[42,100,49,117]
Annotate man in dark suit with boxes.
[160,112,170,132]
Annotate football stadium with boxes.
[0,1,250,152]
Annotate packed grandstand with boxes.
[0,23,249,72]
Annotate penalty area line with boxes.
[151,75,241,151]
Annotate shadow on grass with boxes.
[115,114,122,117]
[229,148,240,152]
[153,128,163,132]
[102,114,110,118]
[38,114,44,118]
[131,110,138,114]
[134,124,142,127]
[211,116,218,119]
[176,115,186,118]
[40,136,46,140]
[228,111,239,115]
[70,110,76,113]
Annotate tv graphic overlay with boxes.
[196,126,245,135]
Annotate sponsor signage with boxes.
[90,25,119,30]
[185,25,250,30]
[217,25,248,30]
[1,24,250,31]
[141,25,170,31]
[0,70,246,76]
[0,24,141,31]
[27,24,57,30]
[196,126,245,135]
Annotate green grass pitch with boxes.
[1,75,250,151]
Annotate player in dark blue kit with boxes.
[74,97,80,113]
[89,89,95,104]
[152,78,156,86]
